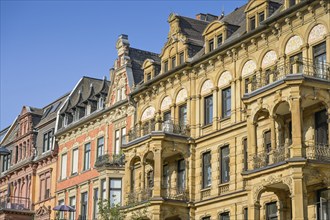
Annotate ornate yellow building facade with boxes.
[122,0,330,219]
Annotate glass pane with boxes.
[111,179,122,188]
[110,190,121,206]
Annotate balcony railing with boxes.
[94,153,125,168]
[306,143,330,161]
[0,196,31,211]
[246,59,330,93]
[161,187,188,201]
[252,145,289,169]
[128,120,190,142]
[127,188,153,205]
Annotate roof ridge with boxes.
[177,15,210,23]
[129,47,160,56]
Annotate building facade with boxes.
[123,0,330,219]
[0,95,67,220]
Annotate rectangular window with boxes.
[162,164,169,188]
[171,56,176,69]
[72,148,78,175]
[264,131,271,165]
[69,196,76,220]
[45,175,51,199]
[146,73,152,81]
[177,159,185,191]
[202,217,211,220]
[250,16,256,30]
[259,12,265,23]
[97,137,104,158]
[315,110,328,145]
[318,189,330,220]
[179,52,184,65]
[93,188,99,220]
[43,129,53,152]
[116,89,121,102]
[179,104,187,126]
[220,146,230,183]
[209,39,214,52]
[61,154,67,179]
[217,34,223,47]
[164,60,169,72]
[121,127,126,146]
[101,179,106,200]
[222,87,231,118]
[115,130,120,155]
[313,42,327,79]
[203,152,212,188]
[58,199,65,219]
[244,207,248,220]
[131,166,135,192]
[81,192,88,220]
[220,212,230,220]
[243,138,248,171]
[163,111,171,122]
[84,143,91,171]
[98,97,104,110]
[110,179,122,206]
[204,95,213,125]
[266,202,278,220]
[2,155,9,172]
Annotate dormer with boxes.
[285,0,301,9]
[142,59,161,82]
[245,0,281,31]
[115,34,130,69]
[160,13,210,74]
[203,20,238,53]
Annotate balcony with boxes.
[127,188,153,205]
[245,58,330,95]
[252,145,289,170]
[306,143,330,161]
[0,196,31,211]
[94,153,125,169]
[128,120,190,142]
[161,187,188,201]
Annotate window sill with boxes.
[219,116,230,122]
[81,168,91,174]
[58,177,68,183]
[71,172,78,177]
[201,186,211,191]
[201,123,212,129]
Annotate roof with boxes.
[178,15,210,47]
[129,48,160,84]
[60,76,110,114]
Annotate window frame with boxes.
[220,146,230,184]
[177,159,186,191]
[202,151,212,189]
[109,178,122,207]
[171,56,176,69]
[61,153,67,180]
[81,192,88,220]
[209,39,214,52]
[217,34,223,47]
[71,148,79,175]
[204,95,213,125]
[250,16,256,31]
[219,212,230,220]
[69,196,76,220]
[179,52,184,65]
[97,137,104,158]
[164,60,169,73]
[179,104,187,126]
[93,187,99,220]
[221,87,231,119]
[83,143,91,171]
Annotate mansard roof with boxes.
[129,47,160,85]
[60,76,110,114]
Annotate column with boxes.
[124,159,131,204]
[231,81,236,123]
[141,161,145,190]
[152,146,162,198]
[212,87,218,130]
[247,120,257,170]
[291,97,303,157]
[291,175,307,219]
[196,95,201,137]
[248,191,261,220]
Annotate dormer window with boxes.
[209,39,214,52]
[179,52,184,65]
[250,16,256,31]
[164,60,169,73]
[171,56,176,69]
[259,12,265,23]
[289,0,296,7]
[217,34,223,47]
[98,97,104,110]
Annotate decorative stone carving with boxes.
[176,89,187,104]
[242,60,257,77]
[201,80,214,95]
[285,35,303,54]
[141,106,156,121]
[161,96,172,110]
[308,24,327,44]
[218,71,232,88]
[261,50,277,68]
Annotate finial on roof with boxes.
[90,83,93,88]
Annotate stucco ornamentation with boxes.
[201,80,214,95]
[285,35,303,54]
[308,24,327,44]
[141,106,156,121]
[261,50,277,68]
[176,89,187,104]
[161,96,172,110]
[218,71,232,88]
[242,60,257,77]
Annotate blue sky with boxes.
[0,0,247,130]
